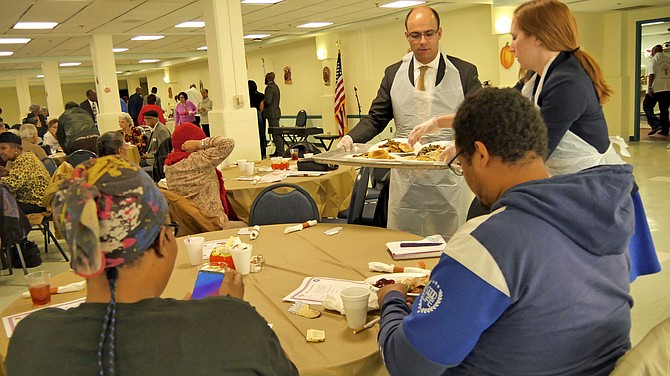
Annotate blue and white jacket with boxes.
[379,164,634,376]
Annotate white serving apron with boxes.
[387,52,473,239]
[524,67,628,176]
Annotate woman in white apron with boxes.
[408,0,660,280]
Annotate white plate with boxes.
[365,272,430,296]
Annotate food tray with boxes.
[312,142,450,170]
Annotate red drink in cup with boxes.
[29,283,51,306]
[290,148,299,161]
[25,271,52,307]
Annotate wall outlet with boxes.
[233,95,244,109]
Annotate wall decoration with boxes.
[500,42,515,69]
[284,66,292,85]
[323,66,331,86]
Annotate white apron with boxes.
[523,66,628,176]
[387,52,474,239]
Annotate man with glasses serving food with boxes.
[377,88,634,376]
[338,5,481,240]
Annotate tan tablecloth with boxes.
[222,160,356,223]
[0,224,437,375]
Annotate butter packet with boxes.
[306,329,326,343]
[288,302,321,319]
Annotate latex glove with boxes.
[337,135,354,152]
[408,117,439,146]
[437,143,457,162]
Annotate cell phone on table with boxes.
[192,270,225,299]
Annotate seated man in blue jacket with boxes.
[377,88,634,376]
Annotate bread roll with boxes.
[368,149,391,159]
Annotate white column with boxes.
[41,61,65,118]
[90,34,122,134]
[15,75,32,124]
[202,0,260,161]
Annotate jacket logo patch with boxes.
[417,280,442,314]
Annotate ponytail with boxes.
[573,49,612,105]
[97,267,119,376]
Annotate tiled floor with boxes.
[1,138,669,346]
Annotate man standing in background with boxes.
[648,44,670,136]
[128,87,144,127]
[79,90,99,126]
[143,87,162,108]
[263,72,282,157]
[199,89,212,137]
[186,84,202,126]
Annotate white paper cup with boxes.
[340,287,370,329]
[245,162,255,176]
[237,159,247,172]
[184,236,205,266]
[231,246,252,275]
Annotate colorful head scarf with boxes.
[53,155,167,278]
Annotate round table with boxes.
[0,224,437,375]
[221,160,356,223]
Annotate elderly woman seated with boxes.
[118,112,147,156]
[6,156,298,375]
[0,132,50,214]
[165,123,244,229]
[19,123,47,160]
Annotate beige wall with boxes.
[1,81,95,125]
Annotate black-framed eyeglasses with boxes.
[408,29,438,41]
[164,222,179,237]
[447,150,463,176]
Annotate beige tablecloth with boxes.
[0,224,437,375]
[222,160,356,223]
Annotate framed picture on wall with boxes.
[323,67,331,86]
[284,66,292,85]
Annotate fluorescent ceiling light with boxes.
[297,22,333,28]
[139,59,159,63]
[641,21,665,26]
[113,48,128,53]
[197,46,208,50]
[379,1,425,8]
[244,34,271,39]
[36,75,44,78]
[176,21,205,28]
[131,35,165,41]
[116,71,122,74]
[59,62,81,67]
[13,22,58,30]
[0,51,14,57]
[241,0,283,4]
[0,38,31,44]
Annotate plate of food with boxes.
[365,272,431,296]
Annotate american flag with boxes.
[334,49,348,137]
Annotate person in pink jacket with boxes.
[174,91,197,126]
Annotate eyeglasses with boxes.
[164,222,179,237]
[447,149,463,176]
[408,29,439,41]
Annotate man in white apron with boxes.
[339,5,481,239]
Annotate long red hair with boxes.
[514,0,612,104]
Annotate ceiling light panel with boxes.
[13,22,59,30]
[131,35,165,41]
[380,1,425,8]
[0,38,31,44]
[297,22,333,28]
[176,21,205,28]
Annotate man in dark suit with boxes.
[262,72,282,156]
[128,87,144,127]
[79,90,99,125]
[338,5,481,239]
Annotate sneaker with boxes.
[648,127,661,135]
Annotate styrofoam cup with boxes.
[340,287,370,329]
[237,159,247,172]
[245,162,255,176]
[184,236,205,266]
[231,246,252,275]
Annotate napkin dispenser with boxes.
[298,160,338,172]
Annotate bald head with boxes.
[405,5,440,30]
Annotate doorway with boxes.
[634,18,670,141]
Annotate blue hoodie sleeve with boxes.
[378,227,513,375]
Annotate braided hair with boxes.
[97,268,119,376]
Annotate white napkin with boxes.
[368,262,430,274]
[322,289,379,315]
[22,281,86,298]
[284,220,318,234]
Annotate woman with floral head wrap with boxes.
[165,123,243,228]
[6,156,297,375]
